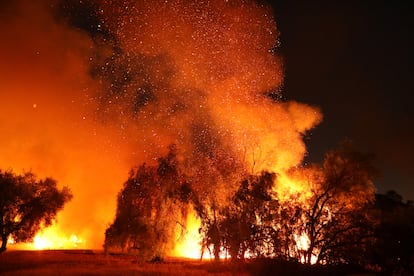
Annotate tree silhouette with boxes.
[373,191,414,274]
[299,143,378,265]
[106,142,381,268]
[221,172,277,260]
[189,149,245,260]
[205,143,379,265]
[0,170,72,252]
[104,145,191,260]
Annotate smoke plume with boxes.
[0,0,321,249]
[94,0,321,172]
[0,0,129,248]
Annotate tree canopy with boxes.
[104,145,191,260]
[0,170,72,252]
[373,191,414,274]
[106,142,380,266]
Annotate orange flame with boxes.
[172,209,203,259]
[8,224,84,251]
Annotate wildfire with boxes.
[172,209,203,259]
[33,236,52,250]
[8,225,84,251]
[1,0,328,264]
[32,227,84,250]
[32,233,83,250]
[7,237,16,245]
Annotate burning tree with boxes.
[106,142,379,265]
[218,172,278,259]
[194,143,378,264]
[104,145,192,259]
[187,149,246,260]
[95,0,378,267]
[297,143,378,265]
[0,170,72,252]
[105,144,245,260]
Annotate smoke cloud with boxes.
[95,0,322,172]
[0,0,129,248]
[0,0,321,249]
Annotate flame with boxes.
[172,209,203,259]
[7,236,16,245]
[296,233,310,251]
[296,233,319,264]
[0,1,131,250]
[171,168,325,261]
[9,225,84,251]
[33,236,52,250]
[171,208,229,260]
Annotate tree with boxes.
[373,191,414,274]
[221,172,277,260]
[190,148,246,261]
[193,142,379,265]
[104,145,191,260]
[273,193,305,261]
[0,170,72,252]
[299,143,378,265]
[197,172,279,261]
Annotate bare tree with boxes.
[300,143,378,265]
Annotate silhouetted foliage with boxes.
[220,172,277,260]
[197,143,379,265]
[300,143,378,265]
[188,149,246,261]
[104,145,191,260]
[106,142,386,271]
[0,170,72,253]
[372,191,414,274]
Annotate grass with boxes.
[0,250,374,275]
[0,250,245,275]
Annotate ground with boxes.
[0,250,375,275]
[0,250,245,275]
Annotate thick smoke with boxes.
[0,1,129,248]
[96,0,322,173]
[0,0,321,249]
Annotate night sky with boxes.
[268,0,414,200]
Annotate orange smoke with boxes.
[97,0,321,170]
[0,1,132,249]
[1,0,321,252]
[98,0,321,193]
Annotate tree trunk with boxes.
[0,234,8,253]
[213,243,220,261]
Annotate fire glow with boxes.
[1,0,325,261]
[33,232,83,250]
[8,226,84,251]
[172,210,203,259]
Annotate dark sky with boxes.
[268,0,414,199]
